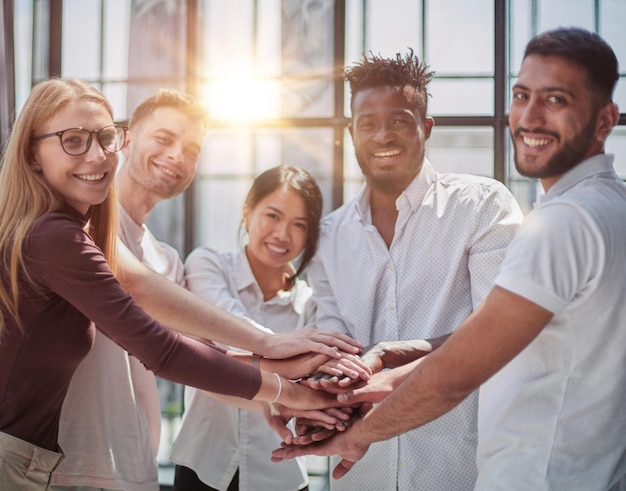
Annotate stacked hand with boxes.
[268,340,438,478]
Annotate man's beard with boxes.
[513,117,596,179]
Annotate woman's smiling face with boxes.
[243,184,308,272]
[32,100,119,214]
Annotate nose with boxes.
[517,96,545,129]
[166,142,184,165]
[373,122,395,144]
[84,136,108,162]
[272,220,289,241]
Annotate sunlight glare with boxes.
[203,75,281,121]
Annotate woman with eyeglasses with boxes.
[0,78,338,491]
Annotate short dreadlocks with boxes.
[345,49,434,119]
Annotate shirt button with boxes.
[387,302,395,310]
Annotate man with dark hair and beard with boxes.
[274,27,626,491]
[295,51,523,491]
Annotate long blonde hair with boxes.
[0,78,119,340]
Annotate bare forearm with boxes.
[350,353,468,446]
[363,335,449,371]
[116,242,272,354]
[348,288,554,447]
[204,391,265,412]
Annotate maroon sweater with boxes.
[0,209,261,451]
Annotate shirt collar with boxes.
[234,248,258,292]
[119,205,146,243]
[536,153,616,206]
[354,159,435,223]
[233,248,308,312]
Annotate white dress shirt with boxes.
[308,159,523,491]
[170,247,312,491]
[477,154,626,490]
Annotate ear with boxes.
[242,203,250,231]
[596,102,619,143]
[121,130,133,158]
[347,121,354,140]
[29,156,42,173]
[423,116,435,140]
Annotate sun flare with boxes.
[202,76,281,122]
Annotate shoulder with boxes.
[185,246,237,272]
[27,212,108,277]
[437,172,512,199]
[319,199,357,233]
[30,212,91,255]
[436,172,520,217]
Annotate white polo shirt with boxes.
[478,154,626,490]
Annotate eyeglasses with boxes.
[32,124,128,156]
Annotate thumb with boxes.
[266,414,293,444]
[337,390,362,405]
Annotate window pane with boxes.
[614,80,626,115]
[343,128,364,203]
[429,79,494,116]
[600,0,626,110]
[101,83,128,121]
[427,0,494,75]
[345,0,365,67]
[538,0,594,32]
[606,126,626,179]
[256,0,281,76]
[62,0,101,78]
[204,0,254,73]
[364,0,422,57]
[509,0,532,75]
[426,127,494,177]
[600,0,626,71]
[14,1,33,110]
[103,0,130,79]
[194,178,251,252]
[281,0,335,117]
[201,129,255,176]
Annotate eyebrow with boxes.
[512,82,577,99]
[265,205,307,221]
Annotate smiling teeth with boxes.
[523,137,550,148]
[267,244,287,254]
[156,165,177,177]
[374,150,401,157]
[77,173,105,181]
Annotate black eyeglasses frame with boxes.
[32,124,128,156]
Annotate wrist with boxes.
[255,331,274,357]
[268,373,283,416]
[348,417,371,449]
